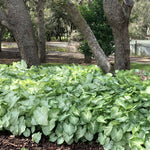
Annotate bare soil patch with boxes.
[0,131,104,150]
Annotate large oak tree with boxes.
[103,0,133,70]
[59,0,133,72]
[0,0,40,67]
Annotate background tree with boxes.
[35,0,46,62]
[25,0,46,62]
[103,0,133,70]
[79,0,114,63]
[0,0,40,67]
[60,0,112,73]
[129,0,150,39]
[45,1,73,41]
[0,24,5,52]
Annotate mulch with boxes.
[0,131,104,150]
[0,50,89,65]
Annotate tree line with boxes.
[0,0,134,74]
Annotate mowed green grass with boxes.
[42,63,150,72]
[131,63,150,72]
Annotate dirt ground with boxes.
[0,131,103,150]
[1,49,150,65]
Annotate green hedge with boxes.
[0,61,150,149]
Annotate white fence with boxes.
[130,40,150,56]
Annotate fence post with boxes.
[135,40,137,55]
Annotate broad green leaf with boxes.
[0,120,2,130]
[59,113,70,121]
[20,60,27,69]
[5,92,19,109]
[111,127,123,142]
[98,132,107,145]
[121,123,130,133]
[10,125,19,135]
[88,121,98,134]
[42,119,56,136]
[31,126,35,133]
[63,122,75,136]
[115,98,127,109]
[32,132,42,143]
[72,107,80,116]
[129,137,144,149]
[18,116,26,135]
[81,110,92,123]
[92,97,104,107]
[141,86,150,94]
[63,132,73,145]
[57,137,64,145]
[104,124,113,136]
[56,124,63,137]
[31,117,37,126]
[116,116,128,122]
[97,115,106,123]
[145,139,150,149]
[33,106,48,125]
[23,128,31,137]
[75,126,86,140]
[86,73,93,83]
[9,109,20,124]
[110,120,120,125]
[132,125,140,135]
[85,131,93,141]
[2,113,10,128]
[103,138,114,150]
[111,107,122,119]
[0,106,6,117]
[49,133,57,142]
[69,115,79,125]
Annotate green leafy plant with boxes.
[0,61,150,149]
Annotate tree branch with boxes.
[61,0,112,73]
[122,0,134,19]
[123,0,133,7]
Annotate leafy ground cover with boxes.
[0,61,150,149]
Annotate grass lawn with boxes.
[131,63,150,72]
[42,63,150,71]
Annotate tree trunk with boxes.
[36,0,46,63]
[103,0,133,70]
[84,55,92,63]
[61,1,112,74]
[0,0,40,67]
[0,25,5,52]
[112,24,130,70]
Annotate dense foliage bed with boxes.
[0,61,150,150]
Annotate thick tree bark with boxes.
[0,0,40,67]
[36,0,46,63]
[0,25,5,52]
[61,1,112,74]
[103,0,133,70]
